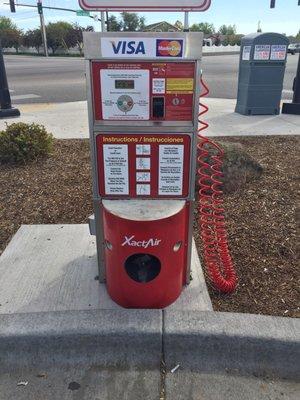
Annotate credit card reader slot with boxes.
[152,97,165,119]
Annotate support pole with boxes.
[101,11,106,32]
[0,45,20,118]
[38,1,48,57]
[106,11,109,31]
[282,53,300,115]
[184,11,189,32]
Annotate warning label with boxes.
[103,145,129,195]
[166,78,194,92]
[152,78,166,94]
[159,145,184,195]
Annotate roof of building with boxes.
[144,21,181,32]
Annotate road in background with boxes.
[4,54,298,104]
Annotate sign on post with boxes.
[76,10,91,16]
[79,0,211,11]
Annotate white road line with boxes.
[11,94,41,100]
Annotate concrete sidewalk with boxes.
[0,224,299,400]
[0,366,299,400]
[0,225,212,314]
[0,98,299,138]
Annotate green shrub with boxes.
[0,122,53,163]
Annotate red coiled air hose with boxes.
[197,76,237,293]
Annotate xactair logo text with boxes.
[122,235,161,249]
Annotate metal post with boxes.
[184,11,189,32]
[0,44,20,118]
[282,53,300,115]
[101,11,106,32]
[38,1,49,57]
[106,11,109,31]
[294,53,300,104]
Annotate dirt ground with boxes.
[195,136,299,318]
[0,136,298,317]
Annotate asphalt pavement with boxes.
[4,54,298,104]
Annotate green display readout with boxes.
[115,80,135,89]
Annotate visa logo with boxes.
[111,41,146,55]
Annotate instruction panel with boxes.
[97,134,191,198]
[103,144,129,195]
[100,69,150,120]
[92,61,195,122]
[159,145,184,195]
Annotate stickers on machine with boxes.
[100,69,150,120]
[254,45,270,60]
[242,46,251,61]
[270,45,287,60]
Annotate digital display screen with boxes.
[115,80,135,89]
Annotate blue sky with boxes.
[0,0,299,35]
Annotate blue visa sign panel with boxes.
[101,38,185,58]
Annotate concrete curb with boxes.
[0,309,162,372]
[164,311,300,380]
[1,308,299,381]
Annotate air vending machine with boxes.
[84,32,203,308]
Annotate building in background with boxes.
[144,21,181,32]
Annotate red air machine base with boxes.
[84,32,236,308]
[103,200,190,308]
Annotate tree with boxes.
[107,15,122,32]
[105,13,146,32]
[4,29,22,52]
[218,24,237,35]
[0,16,17,31]
[120,12,145,31]
[223,34,243,46]
[46,22,76,54]
[0,17,23,53]
[190,22,215,34]
[68,24,94,56]
[296,30,300,41]
[288,35,296,43]
[174,20,183,31]
[23,29,43,54]
[214,34,221,46]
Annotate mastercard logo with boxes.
[156,40,183,57]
